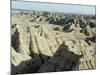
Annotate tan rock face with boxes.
[11,10,96,74]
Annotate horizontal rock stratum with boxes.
[11,10,96,74]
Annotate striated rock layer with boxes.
[11,10,96,74]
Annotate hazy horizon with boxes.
[12,1,96,15]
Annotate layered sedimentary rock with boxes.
[11,10,96,74]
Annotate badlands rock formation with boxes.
[11,10,96,74]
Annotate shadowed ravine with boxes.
[11,42,83,74]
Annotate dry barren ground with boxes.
[11,10,96,74]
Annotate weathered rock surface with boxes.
[38,42,83,72]
[11,10,96,74]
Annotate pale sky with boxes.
[12,1,96,15]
